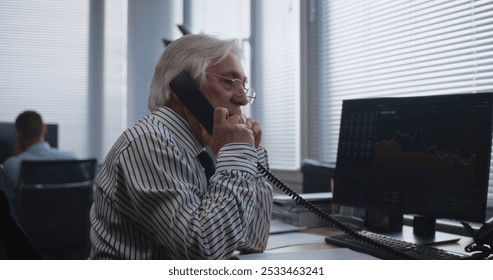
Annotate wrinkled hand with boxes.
[245,116,262,149]
[209,108,262,154]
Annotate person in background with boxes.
[2,110,76,192]
[89,33,273,259]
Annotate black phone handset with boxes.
[170,71,417,260]
[465,217,493,259]
[170,71,215,135]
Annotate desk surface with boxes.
[237,219,474,260]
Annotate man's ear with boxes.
[169,90,183,105]
[166,90,188,118]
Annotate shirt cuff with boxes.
[216,143,258,177]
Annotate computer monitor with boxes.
[333,93,493,238]
[0,122,58,164]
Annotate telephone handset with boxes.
[169,71,422,260]
[465,217,493,258]
[170,71,215,135]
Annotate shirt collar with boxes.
[150,106,204,157]
[26,142,51,152]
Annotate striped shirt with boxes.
[89,106,273,259]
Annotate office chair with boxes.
[0,166,42,259]
[13,159,97,260]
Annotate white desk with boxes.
[237,219,474,260]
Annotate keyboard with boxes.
[325,230,474,260]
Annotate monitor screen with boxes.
[0,122,58,164]
[333,93,493,229]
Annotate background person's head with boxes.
[15,110,46,146]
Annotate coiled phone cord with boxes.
[257,163,418,260]
[464,242,492,259]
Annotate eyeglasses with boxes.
[206,73,256,104]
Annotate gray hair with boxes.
[148,34,244,111]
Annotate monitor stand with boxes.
[385,225,461,245]
[363,209,461,245]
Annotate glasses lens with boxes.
[232,80,256,104]
[208,74,255,104]
[232,79,245,92]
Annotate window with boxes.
[0,0,128,160]
[0,0,90,157]
[251,0,301,170]
[308,0,493,217]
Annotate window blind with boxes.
[103,0,128,155]
[252,0,301,170]
[310,0,493,216]
[0,0,90,157]
[0,0,128,160]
